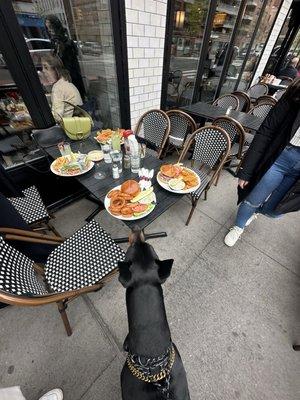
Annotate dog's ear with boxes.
[156,259,174,284]
[118,261,132,288]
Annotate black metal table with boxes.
[181,101,264,132]
[46,139,183,230]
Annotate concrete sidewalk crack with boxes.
[82,294,125,357]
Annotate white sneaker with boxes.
[224,226,244,247]
[245,213,258,227]
[39,389,63,400]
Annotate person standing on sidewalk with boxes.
[224,78,300,247]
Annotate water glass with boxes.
[123,154,131,169]
[101,143,112,163]
[110,150,123,173]
[131,154,140,174]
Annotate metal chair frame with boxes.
[178,126,231,225]
[212,94,240,110]
[135,109,171,159]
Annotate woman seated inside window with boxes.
[41,54,83,120]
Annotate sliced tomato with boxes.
[173,166,182,177]
[131,203,148,213]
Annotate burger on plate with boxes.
[121,180,141,197]
[159,164,181,183]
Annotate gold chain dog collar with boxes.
[126,344,176,383]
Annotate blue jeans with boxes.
[236,145,300,229]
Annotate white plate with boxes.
[104,184,156,221]
[50,157,94,177]
[88,150,104,162]
[157,167,201,194]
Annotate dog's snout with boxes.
[129,225,145,244]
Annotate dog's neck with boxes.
[126,283,171,357]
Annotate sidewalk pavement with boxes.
[0,171,299,400]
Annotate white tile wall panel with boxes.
[126,0,167,126]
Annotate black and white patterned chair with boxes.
[232,91,251,112]
[255,95,277,106]
[166,110,196,153]
[0,220,125,336]
[247,83,268,102]
[178,126,231,225]
[212,116,247,173]
[8,186,49,225]
[135,109,171,158]
[248,104,273,120]
[212,94,239,110]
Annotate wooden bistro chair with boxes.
[212,94,239,110]
[255,95,277,106]
[247,83,268,102]
[0,220,125,336]
[213,116,246,173]
[178,126,231,225]
[232,91,251,112]
[166,110,197,154]
[248,103,273,120]
[135,109,170,159]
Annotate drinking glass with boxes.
[101,143,112,163]
[131,154,140,173]
[110,150,123,173]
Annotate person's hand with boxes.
[238,179,249,189]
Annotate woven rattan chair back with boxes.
[255,95,277,106]
[247,83,268,100]
[232,91,251,112]
[0,237,47,297]
[248,104,273,119]
[212,94,239,110]
[166,110,196,149]
[278,76,294,86]
[135,109,170,158]
[213,116,245,145]
[179,126,231,170]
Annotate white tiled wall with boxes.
[125,0,167,128]
[251,0,292,84]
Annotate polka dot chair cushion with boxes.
[190,168,209,200]
[249,104,273,119]
[0,237,47,296]
[212,95,239,110]
[192,127,229,169]
[9,186,49,225]
[137,110,169,149]
[168,113,194,148]
[45,221,125,292]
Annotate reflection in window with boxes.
[166,0,209,109]
[12,0,121,128]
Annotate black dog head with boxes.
[118,226,174,288]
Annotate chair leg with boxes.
[293,345,300,351]
[214,170,221,186]
[57,301,72,336]
[204,190,208,201]
[186,198,198,226]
